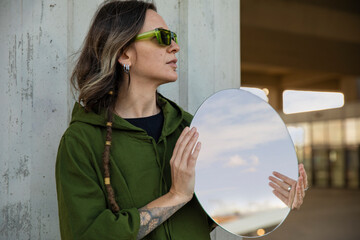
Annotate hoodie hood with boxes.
[69,94,189,137]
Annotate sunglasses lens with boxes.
[172,33,177,44]
[159,30,171,45]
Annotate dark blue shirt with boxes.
[125,110,164,142]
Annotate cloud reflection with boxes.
[225,155,247,167]
[192,90,288,167]
[225,155,259,173]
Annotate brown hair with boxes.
[70,0,156,213]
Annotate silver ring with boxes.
[287,186,292,191]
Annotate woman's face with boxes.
[124,10,180,85]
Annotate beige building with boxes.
[241,0,360,189]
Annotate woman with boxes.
[55,1,307,239]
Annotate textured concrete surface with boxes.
[259,188,360,240]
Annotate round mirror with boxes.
[191,89,298,238]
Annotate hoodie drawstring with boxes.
[151,140,164,197]
[152,137,172,240]
[162,138,168,192]
[161,137,172,240]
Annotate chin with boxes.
[171,70,178,80]
[155,70,178,85]
[163,72,178,83]
[169,75,178,82]
[160,78,177,85]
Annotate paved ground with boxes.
[258,188,360,240]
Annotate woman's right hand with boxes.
[169,127,201,203]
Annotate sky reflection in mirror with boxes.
[191,89,298,237]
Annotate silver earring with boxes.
[123,64,130,74]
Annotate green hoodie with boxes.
[55,95,211,240]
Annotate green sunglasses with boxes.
[135,28,178,46]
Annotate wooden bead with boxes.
[104,177,110,185]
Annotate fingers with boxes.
[188,142,201,169]
[273,171,297,186]
[178,128,196,158]
[171,127,196,167]
[298,176,305,199]
[171,127,190,163]
[269,175,291,190]
[292,181,304,209]
[290,176,306,210]
[180,130,199,168]
[298,176,304,195]
[299,164,308,190]
[270,171,298,209]
[269,181,289,198]
[270,170,307,210]
[169,127,201,202]
[272,190,288,207]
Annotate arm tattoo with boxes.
[136,202,186,239]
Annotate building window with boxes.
[241,87,269,102]
[283,90,344,114]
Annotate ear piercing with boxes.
[123,64,130,74]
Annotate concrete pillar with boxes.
[186,0,240,113]
[159,2,241,239]
[340,76,360,103]
[268,86,284,111]
[158,0,240,114]
[0,0,240,239]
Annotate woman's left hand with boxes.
[269,163,308,210]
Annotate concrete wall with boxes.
[1,0,68,239]
[157,0,240,114]
[0,0,240,239]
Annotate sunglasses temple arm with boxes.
[135,30,156,40]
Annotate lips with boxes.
[167,59,178,64]
[167,59,178,68]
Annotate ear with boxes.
[118,46,134,67]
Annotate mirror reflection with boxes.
[191,89,298,238]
